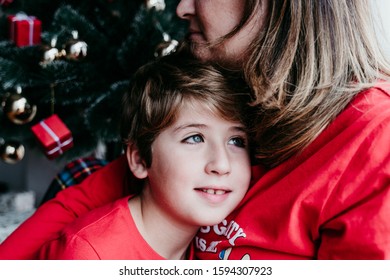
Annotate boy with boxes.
[39,52,253,259]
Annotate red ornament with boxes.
[8,13,41,47]
[0,0,13,6]
[31,114,73,160]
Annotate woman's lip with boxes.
[189,28,201,33]
[187,31,204,41]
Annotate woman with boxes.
[1,0,389,259]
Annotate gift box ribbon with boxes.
[10,12,36,46]
[39,119,73,156]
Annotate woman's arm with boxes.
[318,87,390,259]
[0,155,130,260]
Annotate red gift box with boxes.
[0,0,13,6]
[8,13,41,47]
[31,114,73,159]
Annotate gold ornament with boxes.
[146,0,166,11]
[41,46,60,66]
[0,140,25,164]
[154,33,179,57]
[2,88,37,125]
[64,40,88,60]
[40,37,61,66]
[63,31,88,61]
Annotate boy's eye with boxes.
[183,134,204,144]
[228,137,247,148]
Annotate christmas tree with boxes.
[0,0,186,164]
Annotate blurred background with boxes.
[0,0,186,207]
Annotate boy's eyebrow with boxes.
[173,123,207,133]
[232,126,248,133]
[173,123,247,133]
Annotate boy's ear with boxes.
[126,143,148,179]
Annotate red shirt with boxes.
[39,196,167,260]
[1,84,389,259]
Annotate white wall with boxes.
[373,0,390,57]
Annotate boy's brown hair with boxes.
[120,51,253,167]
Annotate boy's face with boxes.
[143,101,251,228]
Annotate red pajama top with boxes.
[1,83,389,259]
[39,196,169,260]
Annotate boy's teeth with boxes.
[215,190,225,195]
[203,189,226,195]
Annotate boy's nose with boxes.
[205,145,231,176]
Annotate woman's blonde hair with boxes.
[231,0,390,167]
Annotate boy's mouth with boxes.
[196,188,230,195]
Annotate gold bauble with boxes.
[41,46,60,66]
[154,39,179,57]
[64,40,88,61]
[146,0,166,11]
[3,93,37,125]
[0,141,25,164]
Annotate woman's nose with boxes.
[205,146,231,176]
[176,0,195,20]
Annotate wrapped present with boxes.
[8,13,41,47]
[31,114,73,160]
[0,0,13,6]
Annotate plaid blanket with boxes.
[40,157,108,205]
